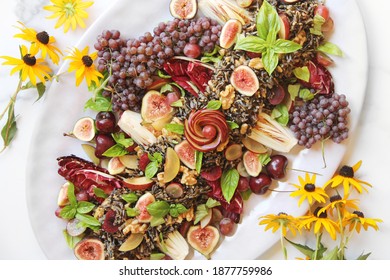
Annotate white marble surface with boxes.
[0,0,389,260]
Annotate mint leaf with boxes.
[256,0,280,40]
[205,198,221,208]
[227,120,239,130]
[60,205,77,220]
[102,144,128,157]
[147,201,170,218]
[145,161,159,179]
[75,213,100,227]
[262,49,279,75]
[293,66,310,82]
[112,132,134,148]
[169,204,187,218]
[221,169,240,203]
[317,42,343,57]
[93,187,108,199]
[206,100,222,110]
[165,123,184,135]
[121,193,138,204]
[194,204,209,225]
[299,88,315,101]
[273,39,302,54]
[149,152,163,164]
[235,35,267,53]
[310,14,326,36]
[67,182,77,207]
[126,207,140,217]
[150,216,165,227]
[76,201,95,214]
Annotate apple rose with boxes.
[184,109,229,152]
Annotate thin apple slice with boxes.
[107,157,125,175]
[200,208,213,228]
[57,182,70,206]
[119,233,144,252]
[123,177,154,191]
[163,147,181,183]
[119,155,138,169]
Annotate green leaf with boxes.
[63,229,83,249]
[170,99,183,107]
[321,246,340,260]
[234,35,267,53]
[150,253,166,260]
[1,103,17,151]
[221,169,240,203]
[84,91,112,112]
[206,100,222,110]
[157,69,171,79]
[262,49,279,75]
[93,187,108,199]
[293,66,310,82]
[195,151,203,174]
[299,88,315,101]
[76,201,95,214]
[67,182,77,207]
[35,82,46,102]
[288,84,300,100]
[317,42,343,57]
[227,120,239,130]
[256,0,280,40]
[194,204,209,225]
[201,56,221,64]
[258,153,271,166]
[150,152,163,164]
[310,14,326,36]
[102,144,128,157]
[205,198,221,208]
[150,216,165,227]
[356,252,371,260]
[145,161,159,179]
[147,201,170,218]
[121,193,138,204]
[240,189,252,200]
[160,83,174,94]
[271,104,289,126]
[112,133,134,148]
[60,205,77,220]
[273,39,302,54]
[171,82,186,97]
[75,213,100,227]
[126,207,140,217]
[285,237,315,258]
[165,123,184,135]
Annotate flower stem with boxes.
[0,78,23,121]
[313,233,321,260]
[336,205,345,259]
[280,230,288,260]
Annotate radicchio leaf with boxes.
[298,61,334,95]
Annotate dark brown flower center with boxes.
[330,194,342,202]
[353,211,364,218]
[36,31,49,44]
[278,212,287,216]
[304,183,315,192]
[82,55,93,67]
[314,207,327,218]
[339,165,354,178]
[23,54,36,66]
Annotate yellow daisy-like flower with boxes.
[290,173,328,207]
[300,207,340,240]
[343,211,383,234]
[0,45,52,86]
[259,212,301,237]
[44,0,94,33]
[64,46,103,87]
[324,160,372,195]
[13,21,63,64]
[318,193,359,216]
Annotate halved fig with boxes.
[119,154,138,169]
[73,117,95,142]
[166,182,184,198]
[220,19,242,49]
[242,137,268,154]
[187,225,220,259]
[163,147,181,183]
[236,0,253,8]
[107,157,125,175]
[243,150,262,177]
[278,13,290,39]
[141,90,173,123]
[135,192,156,223]
[123,176,154,191]
[174,140,196,170]
[67,218,86,237]
[230,65,259,96]
[74,238,105,260]
[119,233,144,252]
[224,143,243,161]
[169,0,197,20]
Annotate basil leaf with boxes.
[221,169,240,203]
[76,201,95,214]
[67,182,77,207]
[317,42,343,57]
[93,187,108,199]
[206,100,222,110]
[293,66,310,82]
[145,161,159,179]
[310,14,326,36]
[75,213,101,226]
[195,151,203,174]
[169,207,179,218]
[271,104,289,126]
[201,56,221,64]
[150,216,165,227]
[60,205,77,220]
[227,120,239,130]
[165,123,184,135]
[257,0,280,40]
[262,49,279,75]
[205,198,221,209]
[273,39,302,54]
[160,83,174,94]
[299,88,315,101]
[102,144,128,157]
[240,189,252,201]
[126,207,140,217]
[235,35,267,53]
[175,204,188,215]
[288,84,301,100]
[147,201,170,218]
[170,99,183,107]
[194,204,208,225]
[84,91,112,112]
[63,229,83,249]
[112,133,134,148]
[121,193,138,204]
[150,253,166,260]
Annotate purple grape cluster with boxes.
[289,93,351,148]
[94,17,221,113]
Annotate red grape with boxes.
[95,134,116,158]
[315,4,330,20]
[183,43,201,58]
[202,125,217,139]
[219,218,235,236]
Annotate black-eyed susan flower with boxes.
[259,212,301,237]
[64,46,103,87]
[324,160,372,195]
[44,0,94,33]
[14,22,62,64]
[343,211,383,234]
[290,173,328,207]
[300,207,340,240]
[318,193,360,217]
[0,45,52,86]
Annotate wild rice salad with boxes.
[55,0,350,260]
